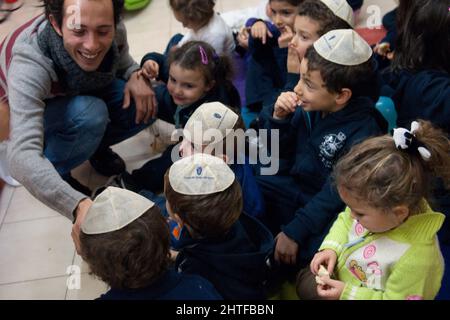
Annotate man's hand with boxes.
[273,91,298,119]
[123,71,158,124]
[278,25,294,48]
[71,198,93,255]
[274,231,299,265]
[251,21,273,45]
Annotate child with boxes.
[141,101,265,221]
[380,0,450,242]
[257,29,386,269]
[296,120,449,300]
[108,41,241,194]
[245,0,302,111]
[164,153,273,300]
[168,0,235,55]
[286,0,354,90]
[80,187,222,300]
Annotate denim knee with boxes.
[44,95,109,174]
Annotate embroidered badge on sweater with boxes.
[319,132,346,168]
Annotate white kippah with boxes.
[320,0,354,27]
[169,153,235,195]
[81,187,155,235]
[313,29,372,66]
[184,102,239,147]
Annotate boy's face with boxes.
[294,59,339,113]
[51,0,115,72]
[173,10,202,31]
[269,1,298,32]
[167,64,213,106]
[290,15,321,62]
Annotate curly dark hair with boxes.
[80,206,171,290]
[164,173,242,239]
[298,0,352,35]
[40,0,124,28]
[169,0,215,27]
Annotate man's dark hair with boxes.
[304,45,378,100]
[80,206,171,290]
[41,0,124,28]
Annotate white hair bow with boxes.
[392,121,431,161]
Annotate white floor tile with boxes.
[0,216,75,284]
[0,185,15,225]
[3,186,59,224]
[65,273,108,300]
[0,276,68,300]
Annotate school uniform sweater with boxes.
[320,204,445,300]
[245,18,288,108]
[260,97,386,261]
[98,269,222,300]
[174,213,273,300]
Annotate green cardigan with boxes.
[320,202,445,300]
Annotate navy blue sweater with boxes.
[174,213,273,300]
[141,52,241,128]
[245,18,288,108]
[381,69,450,135]
[260,97,386,260]
[98,269,222,300]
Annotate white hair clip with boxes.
[392,121,431,161]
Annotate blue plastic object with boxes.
[375,96,397,132]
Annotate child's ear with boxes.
[335,88,352,106]
[49,14,63,37]
[392,205,410,224]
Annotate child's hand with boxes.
[237,27,250,49]
[273,91,298,119]
[274,232,299,265]
[251,21,273,45]
[278,25,294,48]
[140,60,159,80]
[316,277,345,300]
[287,43,301,73]
[373,42,390,57]
[310,249,337,276]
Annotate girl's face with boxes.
[269,0,299,32]
[338,187,406,233]
[167,63,213,106]
[289,15,321,62]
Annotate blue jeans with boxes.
[43,79,148,177]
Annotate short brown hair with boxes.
[169,0,215,27]
[80,206,170,290]
[334,120,450,215]
[164,173,242,238]
[298,0,352,35]
[304,45,378,100]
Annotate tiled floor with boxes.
[0,0,395,299]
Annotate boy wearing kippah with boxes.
[140,101,265,223]
[164,154,273,300]
[258,30,387,271]
[80,187,221,300]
